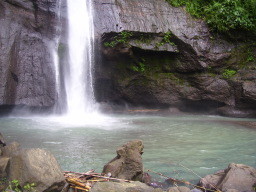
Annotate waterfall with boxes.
[52,0,63,113]
[65,0,96,118]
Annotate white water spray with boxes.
[66,0,96,118]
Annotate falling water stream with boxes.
[65,0,96,117]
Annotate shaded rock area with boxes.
[0,133,65,192]
[93,0,256,118]
[0,0,61,113]
[102,140,144,181]
[198,163,256,192]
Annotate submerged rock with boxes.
[198,163,256,192]
[102,140,144,181]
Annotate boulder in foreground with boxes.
[102,140,144,181]
[0,133,65,192]
[8,148,65,192]
[198,163,256,192]
[90,181,164,192]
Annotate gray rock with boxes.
[0,157,10,178]
[152,188,165,192]
[129,37,178,53]
[189,74,233,105]
[93,0,234,65]
[217,106,255,118]
[103,140,144,181]
[5,0,33,10]
[242,81,256,101]
[198,163,256,192]
[2,142,20,157]
[93,0,256,117]
[225,189,240,192]
[90,181,156,192]
[0,132,6,148]
[0,0,58,110]
[190,189,202,192]
[7,148,65,192]
[167,186,190,192]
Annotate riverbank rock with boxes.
[167,186,190,192]
[8,148,65,191]
[2,141,20,157]
[217,106,256,118]
[90,181,164,192]
[0,132,6,147]
[0,135,65,192]
[198,163,256,192]
[0,132,6,156]
[102,140,144,181]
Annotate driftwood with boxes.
[63,168,222,192]
[63,170,133,191]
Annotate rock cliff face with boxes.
[0,0,255,117]
[0,0,60,113]
[93,0,256,117]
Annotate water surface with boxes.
[1,114,255,183]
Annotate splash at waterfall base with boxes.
[1,137,256,192]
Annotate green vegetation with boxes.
[166,0,256,33]
[130,58,146,73]
[4,180,36,192]
[136,34,154,45]
[246,49,256,62]
[104,31,133,47]
[226,43,256,70]
[156,31,176,48]
[222,69,237,79]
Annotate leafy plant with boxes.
[166,0,256,33]
[222,69,237,79]
[205,0,255,32]
[246,49,256,62]
[131,59,146,73]
[104,31,133,47]
[103,41,116,48]
[156,31,176,48]
[4,180,37,192]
